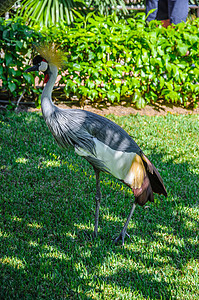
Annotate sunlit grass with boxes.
[0,256,26,270]
[0,110,199,299]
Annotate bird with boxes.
[25,46,167,245]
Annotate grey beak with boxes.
[25,65,38,73]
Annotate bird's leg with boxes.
[114,202,136,246]
[93,168,101,238]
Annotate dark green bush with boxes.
[42,13,199,108]
[0,17,43,101]
[1,14,199,108]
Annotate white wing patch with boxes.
[75,138,144,187]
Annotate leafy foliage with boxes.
[0,14,199,108]
[44,13,199,108]
[87,0,127,16]
[0,17,44,101]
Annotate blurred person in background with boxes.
[146,0,189,27]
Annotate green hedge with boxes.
[1,14,199,108]
[0,17,43,102]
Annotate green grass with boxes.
[0,110,199,299]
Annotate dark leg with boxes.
[93,168,101,237]
[114,202,136,246]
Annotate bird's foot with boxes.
[113,231,130,246]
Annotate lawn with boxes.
[0,110,198,299]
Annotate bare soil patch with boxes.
[27,100,199,116]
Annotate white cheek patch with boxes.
[39,61,48,72]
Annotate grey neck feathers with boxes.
[41,64,58,119]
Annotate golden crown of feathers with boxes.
[34,44,65,69]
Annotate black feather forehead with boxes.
[33,55,45,65]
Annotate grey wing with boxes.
[45,108,141,172]
[81,110,142,154]
[47,108,109,170]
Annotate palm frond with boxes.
[19,0,85,26]
[18,0,128,27]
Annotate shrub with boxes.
[0,17,43,102]
[43,13,199,108]
[0,14,199,108]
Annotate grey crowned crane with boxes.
[25,46,167,245]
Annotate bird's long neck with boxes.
[41,64,58,118]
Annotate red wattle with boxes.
[44,74,49,83]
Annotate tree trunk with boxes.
[0,0,16,16]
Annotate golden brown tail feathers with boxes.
[132,153,167,206]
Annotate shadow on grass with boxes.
[0,111,198,299]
